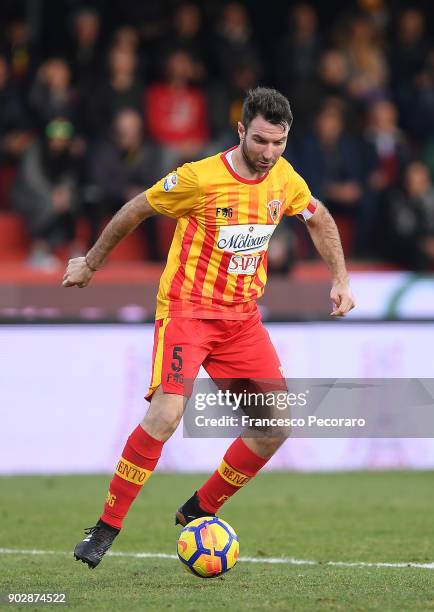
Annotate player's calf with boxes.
[243,431,288,459]
[176,437,275,526]
[73,390,185,568]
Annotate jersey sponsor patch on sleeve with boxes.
[297,197,318,221]
[163,172,178,192]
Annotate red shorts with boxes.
[146,312,285,400]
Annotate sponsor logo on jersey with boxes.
[267,199,282,223]
[216,224,276,254]
[163,172,178,192]
[216,207,233,218]
[227,254,260,275]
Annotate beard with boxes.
[241,139,276,173]
[241,139,259,172]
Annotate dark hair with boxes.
[241,87,293,131]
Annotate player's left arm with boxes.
[303,198,355,317]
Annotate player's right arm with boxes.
[63,191,156,288]
[63,163,200,288]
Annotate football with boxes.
[177,516,239,578]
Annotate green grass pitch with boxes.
[1,472,434,610]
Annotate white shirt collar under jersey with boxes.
[224,148,236,171]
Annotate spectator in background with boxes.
[112,25,141,53]
[357,0,389,36]
[2,0,434,272]
[406,48,434,141]
[291,103,363,255]
[207,61,260,151]
[85,44,144,137]
[146,49,209,172]
[290,48,351,133]
[119,3,169,54]
[0,54,33,164]
[293,103,363,210]
[2,18,39,93]
[340,15,388,107]
[385,161,434,270]
[29,58,78,129]
[317,50,350,105]
[67,8,103,90]
[275,3,321,96]
[86,108,160,256]
[389,8,430,122]
[12,118,79,269]
[111,24,149,90]
[356,99,410,255]
[160,2,207,81]
[111,25,150,96]
[212,2,261,85]
[364,100,409,191]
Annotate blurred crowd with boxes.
[1,0,434,271]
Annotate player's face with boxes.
[238,115,289,174]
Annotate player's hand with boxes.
[330,282,355,317]
[62,257,95,288]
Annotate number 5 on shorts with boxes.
[171,346,183,372]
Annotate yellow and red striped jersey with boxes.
[146,147,313,320]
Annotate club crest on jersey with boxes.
[267,199,282,223]
[163,172,178,192]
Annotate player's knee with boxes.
[252,433,287,459]
[142,390,184,441]
[141,409,181,441]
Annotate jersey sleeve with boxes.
[284,167,313,217]
[145,163,200,218]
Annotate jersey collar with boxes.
[220,146,270,185]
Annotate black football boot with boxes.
[74,519,119,568]
[175,491,215,526]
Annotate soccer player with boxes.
[63,87,355,568]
